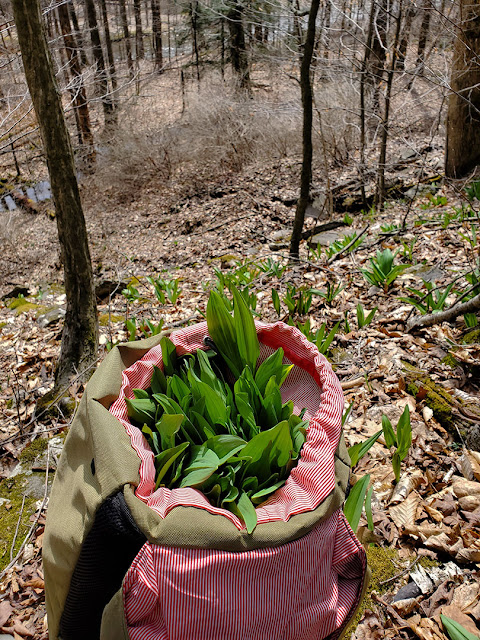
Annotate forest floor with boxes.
[0,66,480,639]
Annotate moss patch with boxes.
[344,546,400,636]
[463,329,480,345]
[0,474,37,572]
[99,313,125,326]
[441,353,460,369]
[19,438,49,465]
[403,362,456,432]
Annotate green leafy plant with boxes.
[147,276,182,305]
[126,287,307,533]
[325,232,364,260]
[283,284,313,316]
[257,258,287,278]
[344,474,372,533]
[314,321,341,356]
[382,405,412,483]
[343,213,354,226]
[464,313,478,328]
[458,224,479,250]
[311,281,345,307]
[441,614,480,640]
[348,430,382,467]
[400,237,418,263]
[380,222,399,233]
[465,180,480,202]
[419,193,448,209]
[361,248,409,292]
[122,283,141,302]
[400,281,455,315]
[272,288,281,316]
[356,303,377,328]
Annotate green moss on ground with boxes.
[99,313,125,326]
[344,546,400,637]
[463,329,480,345]
[403,362,456,432]
[19,438,49,465]
[0,474,37,572]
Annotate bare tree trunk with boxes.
[289,0,321,259]
[445,0,480,177]
[227,2,251,91]
[416,0,431,73]
[100,0,118,95]
[397,0,416,69]
[134,0,145,59]
[152,0,163,71]
[190,1,201,82]
[68,0,89,67]
[57,1,96,168]
[120,0,135,77]
[369,0,388,113]
[375,0,403,210]
[12,0,98,389]
[84,0,116,127]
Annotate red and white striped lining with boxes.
[123,509,364,640]
[109,321,345,530]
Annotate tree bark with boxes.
[445,0,480,178]
[11,0,98,388]
[134,0,145,59]
[100,0,118,95]
[68,0,89,67]
[416,0,431,72]
[119,0,135,77]
[84,0,116,127]
[151,0,163,72]
[227,2,251,90]
[289,0,321,259]
[57,1,96,168]
[397,0,416,70]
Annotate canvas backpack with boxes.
[43,321,369,640]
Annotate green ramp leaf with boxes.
[344,474,370,533]
[441,615,480,640]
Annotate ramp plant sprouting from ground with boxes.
[126,286,308,533]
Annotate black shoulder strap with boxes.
[59,490,146,640]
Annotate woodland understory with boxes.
[0,3,480,637]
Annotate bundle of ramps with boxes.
[44,321,368,640]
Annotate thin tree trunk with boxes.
[369,0,388,113]
[84,0,116,127]
[397,0,415,69]
[152,0,163,71]
[12,0,98,388]
[375,0,403,210]
[227,2,251,90]
[445,0,480,177]
[289,0,321,259]
[190,1,200,82]
[134,0,145,59]
[68,0,89,67]
[100,0,118,95]
[359,0,376,208]
[57,1,96,167]
[416,0,431,73]
[120,0,135,77]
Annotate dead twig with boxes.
[327,224,370,265]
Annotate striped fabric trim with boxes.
[123,509,364,640]
[109,321,344,530]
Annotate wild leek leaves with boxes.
[126,288,307,533]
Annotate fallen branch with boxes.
[406,292,480,332]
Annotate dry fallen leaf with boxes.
[452,478,480,499]
[389,491,421,528]
[390,470,426,505]
[0,600,13,627]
